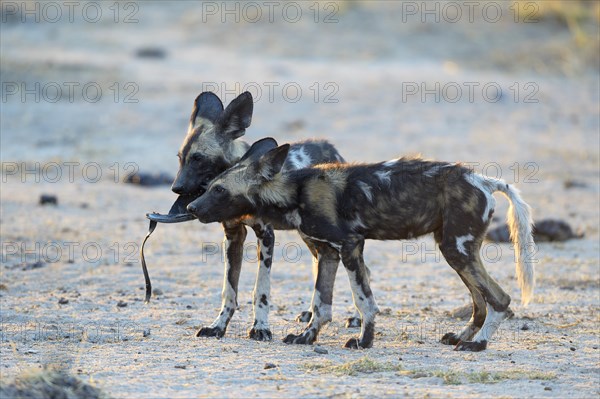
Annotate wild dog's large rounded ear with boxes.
[190,92,224,127]
[218,91,253,140]
[239,137,278,163]
[257,144,290,181]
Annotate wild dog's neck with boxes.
[256,173,299,212]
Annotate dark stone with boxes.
[39,194,58,205]
[135,47,167,59]
[116,300,127,308]
[123,172,174,187]
[486,219,583,243]
[58,297,69,305]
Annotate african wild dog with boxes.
[187,139,536,351]
[171,91,354,341]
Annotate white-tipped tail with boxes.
[496,182,536,305]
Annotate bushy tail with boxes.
[496,182,536,305]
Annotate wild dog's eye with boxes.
[213,185,225,194]
[191,153,203,161]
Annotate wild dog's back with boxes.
[298,158,476,240]
[284,140,345,171]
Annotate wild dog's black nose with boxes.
[187,204,197,214]
[171,184,184,194]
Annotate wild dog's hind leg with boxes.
[340,238,379,349]
[454,254,511,351]
[284,240,338,345]
[196,221,246,338]
[440,273,487,345]
[345,265,371,328]
[248,222,274,341]
[440,234,511,351]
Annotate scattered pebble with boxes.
[39,194,57,205]
[174,364,187,369]
[186,305,192,309]
[123,172,173,187]
[570,347,576,351]
[153,288,164,296]
[314,346,328,354]
[521,323,530,331]
[21,261,46,271]
[117,300,128,308]
[58,297,69,305]
[135,47,167,59]
[264,363,277,370]
[544,387,553,391]
[143,329,151,337]
[564,179,587,189]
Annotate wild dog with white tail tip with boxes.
[188,139,536,351]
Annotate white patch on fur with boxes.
[288,148,312,170]
[228,139,250,163]
[456,234,474,256]
[374,170,392,186]
[465,173,496,222]
[311,290,333,324]
[348,216,367,231]
[472,304,507,342]
[357,181,373,202]
[301,233,341,251]
[285,210,302,228]
[383,158,399,167]
[335,154,344,162]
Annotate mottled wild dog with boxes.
[171,91,352,341]
[188,139,536,351]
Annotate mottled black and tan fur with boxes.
[188,140,536,351]
[171,92,348,341]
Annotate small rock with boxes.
[511,360,516,364]
[521,323,530,331]
[314,346,328,354]
[135,47,167,59]
[174,364,187,369]
[570,347,576,351]
[153,288,164,296]
[39,194,58,205]
[564,179,587,189]
[123,172,173,187]
[264,363,277,370]
[20,261,46,271]
[143,329,151,337]
[544,387,552,391]
[186,305,192,309]
[58,297,69,305]
[117,300,128,308]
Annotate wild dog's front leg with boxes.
[248,222,274,341]
[294,236,319,323]
[284,244,337,345]
[340,239,378,349]
[196,221,246,338]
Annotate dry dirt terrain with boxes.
[1,2,599,398]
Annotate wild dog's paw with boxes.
[440,332,461,345]
[343,337,373,349]
[454,340,487,352]
[196,326,226,338]
[283,331,315,345]
[248,328,272,341]
[295,311,312,323]
[345,317,361,328]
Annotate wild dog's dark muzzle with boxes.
[140,194,198,303]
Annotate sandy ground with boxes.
[1,2,599,398]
